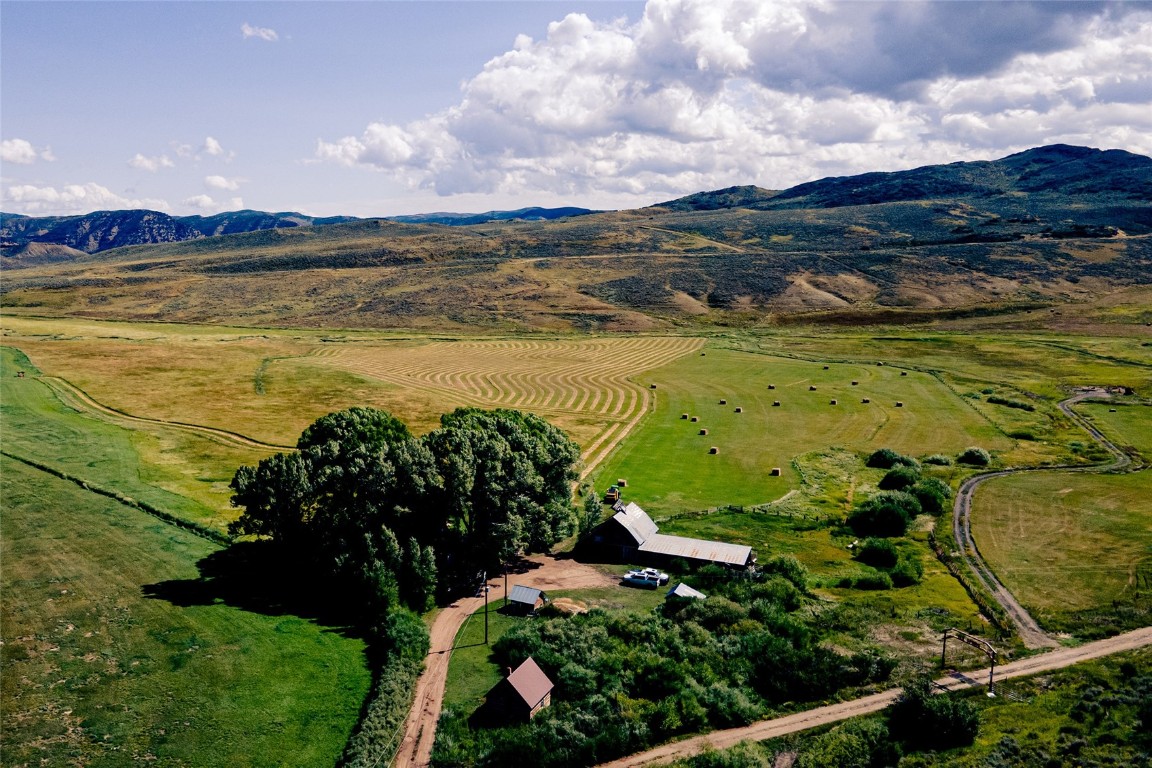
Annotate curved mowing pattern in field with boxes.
[317,337,704,470]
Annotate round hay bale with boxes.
[809,385,817,391]
[681,413,689,419]
[768,384,776,390]
[823,365,830,370]
[1109,408,1117,413]
[701,352,706,356]
[773,400,781,407]
[650,383,658,388]
[851,381,859,386]
[617,479,627,487]
[734,407,742,413]
[862,398,871,403]
[709,446,719,454]
[719,399,727,405]
[877,362,885,366]
[699,428,708,435]
[900,371,908,377]
[770,467,782,476]
[895,401,904,407]
[830,399,838,405]
[690,416,699,422]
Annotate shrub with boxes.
[759,554,809,592]
[852,572,894,590]
[856,538,898,568]
[848,491,921,537]
[891,553,924,586]
[887,674,980,750]
[910,477,952,516]
[922,454,952,466]
[957,446,992,466]
[866,448,918,469]
[988,395,1036,411]
[878,465,920,491]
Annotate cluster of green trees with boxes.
[229,406,582,614]
[849,450,954,539]
[432,558,897,767]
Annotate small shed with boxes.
[508,585,547,615]
[666,583,707,600]
[604,485,620,503]
[486,657,554,722]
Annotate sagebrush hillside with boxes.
[2,145,1149,331]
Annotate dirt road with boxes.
[596,625,1152,767]
[951,389,1138,649]
[392,555,617,768]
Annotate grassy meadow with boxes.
[0,455,371,767]
[971,399,1152,634]
[590,347,1010,515]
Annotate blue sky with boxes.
[3,1,1150,218]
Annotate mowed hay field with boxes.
[2,317,702,473]
[592,348,1011,514]
[310,335,703,470]
[0,456,371,767]
[971,401,1152,620]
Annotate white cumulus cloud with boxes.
[2,138,55,164]
[205,175,243,191]
[128,153,175,172]
[316,0,1152,201]
[2,182,170,215]
[242,22,278,42]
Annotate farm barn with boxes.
[588,501,755,570]
[507,585,547,615]
[485,657,554,722]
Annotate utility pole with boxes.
[482,570,489,645]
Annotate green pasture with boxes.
[593,348,1008,515]
[0,456,371,767]
[971,398,1152,627]
[746,332,1152,400]
[1,346,265,533]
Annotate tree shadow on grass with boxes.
[142,540,368,641]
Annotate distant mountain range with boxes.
[2,144,1149,332]
[0,206,597,260]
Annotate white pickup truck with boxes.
[622,567,670,589]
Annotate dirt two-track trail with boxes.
[952,389,1140,649]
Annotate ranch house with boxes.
[588,501,755,570]
[486,657,554,722]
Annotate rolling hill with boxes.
[2,145,1149,332]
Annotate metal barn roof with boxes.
[638,533,752,567]
[610,502,659,546]
[666,583,707,600]
[509,585,544,605]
